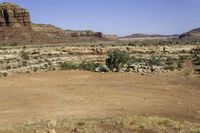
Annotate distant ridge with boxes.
[122,34,179,38]
[179,28,200,40]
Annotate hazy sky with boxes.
[1,0,200,36]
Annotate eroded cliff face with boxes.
[0,2,112,44]
[0,2,31,27]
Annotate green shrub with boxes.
[165,57,174,65]
[106,49,130,71]
[181,49,187,53]
[192,48,200,65]
[21,52,29,60]
[33,67,38,72]
[128,42,136,46]
[194,56,200,66]
[79,61,101,72]
[177,55,188,69]
[162,57,177,71]
[164,65,175,71]
[60,62,79,70]
[60,61,101,72]
[179,55,188,61]
[127,56,137,65]
[192,48,200,74]
[11,42,18,46]
[148,56,162,66]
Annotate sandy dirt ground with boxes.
[0,70,199,125]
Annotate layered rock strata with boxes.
[0,2,31,27]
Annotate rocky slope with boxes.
[179,28,200,40]
[0,2,107,45]
[32,24,106,42]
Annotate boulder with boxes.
[128,64,139,71]
[95,65,109,72]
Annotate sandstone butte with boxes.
[0,2,31,28]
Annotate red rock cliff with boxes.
[0,2,31,27]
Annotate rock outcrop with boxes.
[0,2,31,27]
[0,2,39,44]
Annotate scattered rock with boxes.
[95,65,109,72]
[47,120,57,127]
[47,129,56,133]
[0,71,9,77]
[129,64,139,71]
[95,48,103,55]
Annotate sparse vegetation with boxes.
[60,62,79,70]
[60,61,101,72]
[165,56,174,66]
[192,48,200,74]
[21,51,29,60]
[5,65,11,69]
[148,56,162,66]
[0,2,200,133]
[79,61,101,72]
[0,116,199,133]
[22,60,28,66]
[164,65,176,71]
[0,38,197,76]
[106,49,130,71]
[0,41,199,133]
[11,42,18,46]
[33,67,38,72]
[163,56,177,71]
[178,55,188,69]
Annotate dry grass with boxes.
[0,116,200,133]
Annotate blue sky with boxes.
[1,0,200,36]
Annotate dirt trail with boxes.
[0,71,199,125]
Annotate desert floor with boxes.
[0,70,199,126]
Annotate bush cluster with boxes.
[79,61,101,72]
[106,49,130,71]
[21,51,29,60]
[192,48,200,74]
[148,56,162,66]
[60,61,101,72]
[60,62,79,70]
